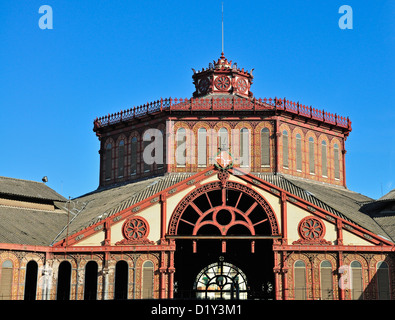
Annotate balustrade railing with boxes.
[93,97,351,130]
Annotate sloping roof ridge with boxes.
[254,173,356,223]
[378,188,395,201]
[67,173,195,237]
[0,175,66,202]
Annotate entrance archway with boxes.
[170,180,279,299]
[194,258,248,300]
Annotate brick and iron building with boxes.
[0,53,394,300]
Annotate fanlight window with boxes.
[194,261,248,300]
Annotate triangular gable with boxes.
[230,167,394,247]
[53,166,394,248]
[52,168,218,247]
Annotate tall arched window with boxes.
[296,133,302,172]
[282,130,289,168]
[0,260,13,300]
[294,260,306,300]
[176,128,187,167]
[57,261,71,300]
[105,143,112,180]
[309,137,315,174]
[321,140,327,177]
[114,261,129,300]
[198,128,207,167]
[376,261,390,300]
[24,260,38,300]
[84,261,98,300]
[118,140,125,178]
[130,136,137,175]
[240,128,249,167]
[260,128,270,167]
[142,261,154,299]
[218,128,229,151]
[143,131,153,172]
[334,143,340,180]
[351,261,363,300]
[320,260,333,300]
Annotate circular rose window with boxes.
[298,216,325,240]
[214,76,231,90]
[122,217,149,241]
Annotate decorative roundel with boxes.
[214,75,231,90]
[298,216,325,240]
[122,217,149,241]
[236,78,248,93]
[198,78,210,93]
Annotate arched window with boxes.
[105,143,112,180]
[198,128,207,167]
[294,260,306,300]
[320,260,333,300]
[0,260,13,300]
[240,128,249,167]
[351,261,363,300]
[130,136,137,175]
[142,261,154,299]
[282,130,289,168]
[57,261,71,300]
[309,137,315,174]
[84,261,98,300]
[24,260,38,300]
[377,261,390,300]
[296,133,302,172]
[321,140,327,177]
[334,143,340,180]
[176,128,187,167]
[143,131,153,172]
[118,140,125,178]
[114,261,129,300]
[218,128,229,151]
[260,128,270,167]
[157,129,164,170]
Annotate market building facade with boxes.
[0,53,394,300]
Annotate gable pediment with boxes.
[52,167,394,249]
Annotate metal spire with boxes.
[222,2,224,55]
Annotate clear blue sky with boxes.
[0,0,394,200]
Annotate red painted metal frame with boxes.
[93,97,351,133]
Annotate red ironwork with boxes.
[168,180,279,236]
[293,216,331,245]
[93,96,351,131]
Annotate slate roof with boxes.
[0,172,394,246]
[255,173,393,241]
[379,189,395,201]
[50,173,193,245]
[0,176,66,202]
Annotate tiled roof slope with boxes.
[51,173,193,244]
[0,176,66,202]
[1,172,393,246]
[255,173,393,242]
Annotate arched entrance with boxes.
[169,179,279,300]
[194,258,248,300]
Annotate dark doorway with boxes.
[57,261,71,300]
[84,261,98,300]
[174,239,274,299]
[114,260,128,300]
[24,260,38,300]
